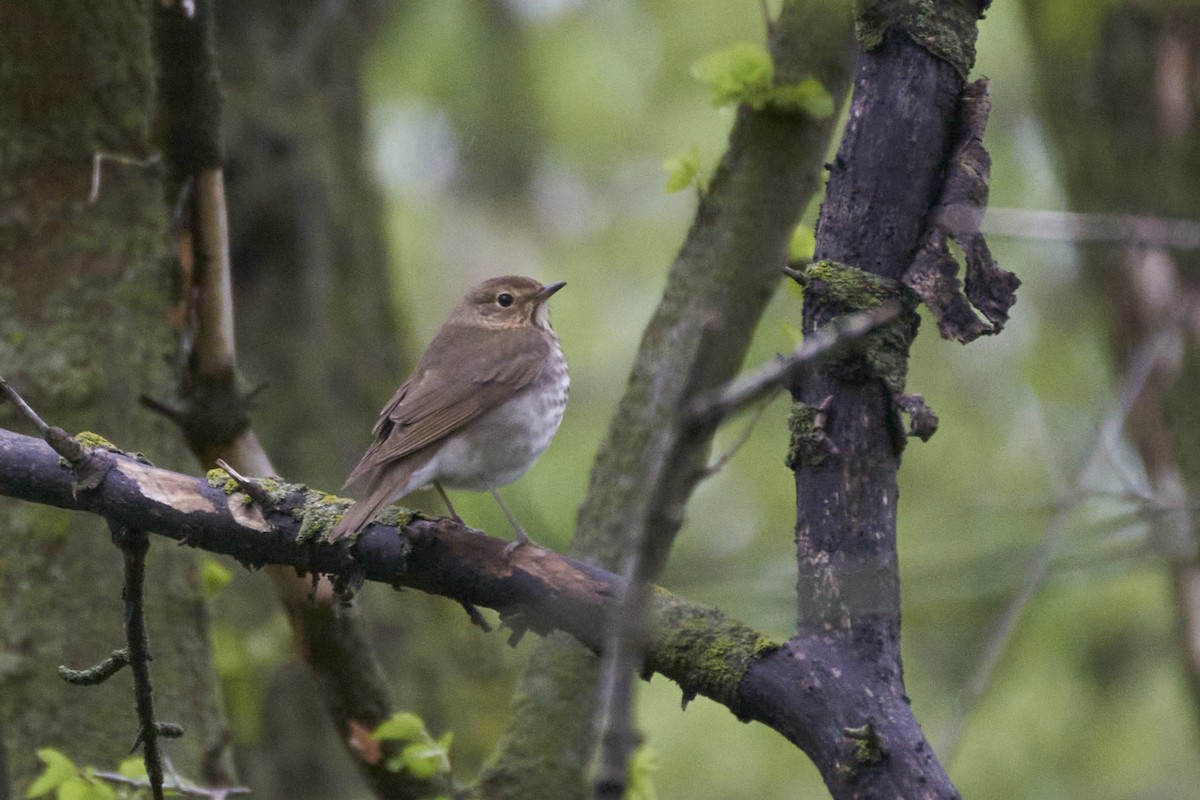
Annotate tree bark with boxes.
[781,1,995,796]
[0,1,228,791]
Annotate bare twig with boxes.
[695,398,772,482]
[591,299,899,798]
[92,768,250,799]
[191,170,238,379]
[687,303,900,427]
[981,207,1200,251]
[0,375,91,468]
[214,459,275,509]
[58,649,130,686]
[89,152,162,204]
[0,375,49,434]
[109,522,166,800]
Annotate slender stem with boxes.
[0,375,49,435]
[111,523,164,800]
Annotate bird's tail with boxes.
[329,462,414,541]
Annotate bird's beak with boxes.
[536,281,567,302]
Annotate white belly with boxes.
[409,346,568,493]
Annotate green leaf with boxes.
[27,749,77,798]
[691,42,773,109]
[770,76,835,118]
[399,741,448,780]
[787,224,816,263]
[115,757,148,781]
[372,711,426,742]
[78,771,117,800]
[691,42,834,117]
[55,777,101,800]
[625,746,659,800]
[200,558,233,598]
[662,149,700,194]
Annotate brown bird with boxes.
[329,276,569,548]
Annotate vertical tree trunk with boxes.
[210,2,514,794]
[0,1,228,791]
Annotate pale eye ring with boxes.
[497,292,515,308]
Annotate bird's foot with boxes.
[503,529,535,558]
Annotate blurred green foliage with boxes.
[205,1,1200,797]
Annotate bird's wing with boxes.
[344,324,549,486]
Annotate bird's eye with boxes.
[497,292,515,308]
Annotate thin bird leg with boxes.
[490,489,534,554]
[434,482,464,524]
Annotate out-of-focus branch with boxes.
[1021,0,1200,733]
[982,207,1200,251]
[939,330,1172,761]
[149,4,411,797]
[686,303,900,428]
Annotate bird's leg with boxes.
[490,489,534,554]
[434,481,464,524]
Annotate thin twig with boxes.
[592,304,901,798]
[981,207,1200,251]
[214,459,274,509]
[695,397,773,482]
[89,152,162,204]
[0,375,50,434]
[92,769,250,799]
[1,375,90,466]
[687,303,900,427]
[58,649,130,686]
[110,522,166,800]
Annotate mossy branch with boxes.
[0,425,787,752]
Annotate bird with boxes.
[329,275,569,549]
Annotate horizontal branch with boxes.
[0,428,773,719]
[981,207,1200,251]
[0,428,962,792]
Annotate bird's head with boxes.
[452,276,566,330]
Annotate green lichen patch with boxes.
[73,431,119,451]
[645,588,778,709]
[803,260,897,312]
[839,721,886,779]
[785,401,836,471]
[205,467,238,493]
[206,468,297,508]
[252,476,294,507]
[856,0,987,79]
[800,260,922,393]
[296,490,354,543]
[372,503,422,529]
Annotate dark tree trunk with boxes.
[0,1,228,791]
